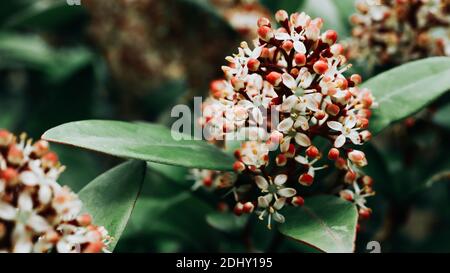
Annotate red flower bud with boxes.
[266,71,282,86]
[306,145,320,159]
[299,173,314,186]
[313,60,329,74]
[328,148,340,160]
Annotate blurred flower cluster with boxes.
[211,0,272,40]
[0,130,109,253]
[194,10,377,229]
[347,0,450,67]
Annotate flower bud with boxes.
[265,71,282,86]
[340,190,354,202]
[276,153,287,166]
[348,150,367,167]
[247,58,261,72]
[233,161,246,173]
[275,10,289,23]
[294,53,307,66]
[243,202,255,213]
[258,26,274,41]
[1,168,18,184]
[0,129,13,147]
[7,145,24,165]
[322,30,338,45]
[233,202,244,216]
[257,17,271,27]
[306,145,320,159]
[313,60,329,74]
[328,148,340,160]
[344,171,357,183]
[359,208,372,220]
[299,173,314,186]
[292,196,305,207]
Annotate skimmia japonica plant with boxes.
[0,130,110,253]
[15,1,450,253]
[347,0,450,68]
[194,10,377,229]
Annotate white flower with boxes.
[257,195,287,229]
[281,68,314,93]
[294,155,327,184]
[0,192,51,253]
[224,43,263,79]
[240,141,269,168]
[277,118,311,151]
[327,117,361,148]
[340,181,374,209]
[254,175,296,199]
[274,30,307,54]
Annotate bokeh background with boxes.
[1,0,450,252]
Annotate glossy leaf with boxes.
[279,195,358,253]
[3,0,85,30]
[78,160,146,251]
[0,32,93,82]
[363,57,450,135]
[42,120,235,171]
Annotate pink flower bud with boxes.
[265,71,282,86]
[258,25,274,41]
[313,60,329,74]
[275,10,289,23]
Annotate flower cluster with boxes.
[211,0,272,40]
[347,0,450,67]
[0,130,110,253]
[195,10,377,229]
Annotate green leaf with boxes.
[78,160,146,251]
[3,0,85,30]
[279,195,358,253]
[0,32,93,83]
[433,103,450,130]
[123,192,219,251]
[206,213,248,233]
[42,120,235,171]
[364,57,450,135]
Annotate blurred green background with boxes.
[1,0,449,252]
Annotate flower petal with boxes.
[282,73,297,90]
[294,40,306,54]
[258,195,269,208]
[27,214,51,233]
[12,224,32,253]
[0,201,17,220]
[255,176,269,190]
[19,171,38,186]
[38,185,52,205]
[273,212,285,223]
[18,192,33,212]
[278,187,297,198]
[274,197,286,210]
[275,32,291,41]
[327,121,343,132]
[277,118,294,133]
[334,134,346,148]
[280,136,292,153]
[295,133,311,147]
[294,155,308,165]
[274,174,288,186]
